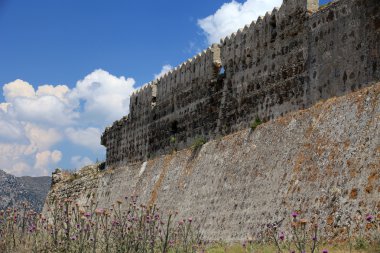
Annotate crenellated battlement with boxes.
[101,0,380,167]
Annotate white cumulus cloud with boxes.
[198,0,282,44]
[3,79,35,101]
[71,156,94,169]
[154,65,173,80]
[3,80,77,126]
[70,69,135,126]
[0,69,137,176]
[24,124,62,151]
[34,150,62,176]
[65,127,102,151]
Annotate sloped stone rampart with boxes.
[47,83,380,241]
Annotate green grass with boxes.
[205,242,380,253]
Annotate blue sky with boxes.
[0,0,331,176]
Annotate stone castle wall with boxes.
[101,0,380,167]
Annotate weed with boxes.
[192,136,206,150]
[169,136,177,144]
[0,198,201,253]
[355,237,368,250]
[250,117,262,131]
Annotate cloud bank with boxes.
[154,65,173,80]
[198,0,282,44]
[0,69,136,176]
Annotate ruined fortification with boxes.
[101,0,380,166]
[45,0,380,241]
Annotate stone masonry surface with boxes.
[46,82,380,241]
[101,0,380,167]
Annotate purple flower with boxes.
[188,217,193,223]
[366,214,374,222]
[322,250,328,253]
[84,212,91,218]
[279,232,285,241]
[291,211,298,218]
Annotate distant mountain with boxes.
[0,169,51,212]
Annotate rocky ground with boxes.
[0,169,51,212]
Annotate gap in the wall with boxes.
[319,0,334,6]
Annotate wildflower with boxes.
[188,217,193,223]
[322,250,328,253]
[366,214,373,222]
[84,212,91,218]
[292,211,298,218]
[279,232,285,241]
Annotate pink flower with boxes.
[279,232,285,241]
[366,214,374,222]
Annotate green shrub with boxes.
[192,136,206,149]
[169,136,176,143]
[250,117,262,131]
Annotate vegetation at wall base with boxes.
[0,201,378,252]
[0,199,201,253]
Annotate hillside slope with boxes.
[0,170,51,212]
[45,82,380,241]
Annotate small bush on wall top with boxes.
[250,117,263,131]
[192,136,206,150]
